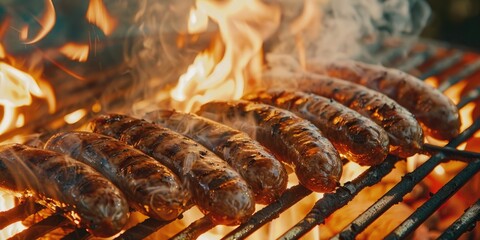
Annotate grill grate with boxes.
[1,39,479,239]
[327,118,480,240]
[385,159,480,239]
[438,199,480,240]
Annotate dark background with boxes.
[422,0,480,51]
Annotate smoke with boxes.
[126,0,431,111]
[265,0,431,68]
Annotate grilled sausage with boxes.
[263,72,423,158]
[45,131,189,221]
[144,109,288,204]
[308,60,460,140]
[197,100,343,192]
[244,90,390,166]
[0,144,129,237]
[89,114,255,225]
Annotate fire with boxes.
[443,80,468,105]
[64,109,87,124]
[188,7,209,35]
[0,41,55,136]
[59,43,90,62]
[169,0,281,112]
[86,0,118,36]
[20,0,56,44]
[0,62,44,134]
[0,192,26,239]
[0,44,5,59]
[424,76,439,88]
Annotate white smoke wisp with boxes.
[265,0,431,71]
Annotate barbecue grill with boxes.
[0,38,479,239]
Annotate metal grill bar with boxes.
[332,117,480,240]
[222,185,311,240]
[278,156,400,240]
[457,86,480,108]
[115,217,174,240]
[385,159,480,239]
[421,143,480,162]
[9,214,69,240]
[0,199,42,230]
[397,48,434,72]
[438,59,480,91]
[170,216,215,240]
[418,51,464,80]
[61,228,90,240]
[438,200,480,240]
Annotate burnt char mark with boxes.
[164,144,182,158]
[0,144,130,237]
[46,131,189,221]
[91,114,255,225]
[145,109,288,204]
[198,100,342,192]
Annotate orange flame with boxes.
[0,192,26,238]
[0,44,5,59]
[188,7,209,34]
[0,61,55,135]
[64,109,87,124]
[59,43,90,62]
[86,0,118,36]
[170,0,280,112]
[20,0,56,44]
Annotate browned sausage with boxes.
[308,60,460,140]
[45,131,189,221]
[263,72,424,158]
[244,90,389,166]
[0,144,129,237]
[197,100,343,192]
[144,109,288,204]
[89,114,255,225]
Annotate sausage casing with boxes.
[263,72,424,158]
[244,90,390,166]
[309,60,460,140]
[144,109,288,204]
[45,131,189,221]
[197,100,343,192]
[0,144,129,237]
[89,114,255,225]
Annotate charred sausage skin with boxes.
[0,144,129,237]
[309,60,460,140]
[45,131,188,221]
[244,90,389,166]
[89,114,255,225]
[265,72,424,158]
[197,100,343,192]
[144,109,288,204]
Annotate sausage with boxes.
[263,72,423,158]
[244,90,390,166]
[308,60,460,140]
[89,114,255,225]
[197,100,343,192]
[45,131,189,221]
[144,109,288,204]
[0,144,129,237]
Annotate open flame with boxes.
[0,62,50,134]
[86,0,118,36]
[0,192,26,239]
[59,43,90,62]
[169,0,280,112]
[19,0,56,44]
